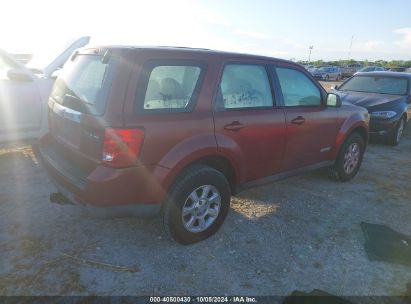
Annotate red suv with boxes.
[36,46,369,244]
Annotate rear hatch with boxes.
[44,47,132,186]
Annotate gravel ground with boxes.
[1,91,411,296]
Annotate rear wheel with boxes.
[388,116,406,146]
[163,165,231,245]
[333,133,365,182]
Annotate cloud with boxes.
[395,28,411,48]
[234,30,272,40]
[347,40,385,54]
[281,38,304,49]
[363,40,384,50]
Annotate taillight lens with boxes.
[102,128,144,167]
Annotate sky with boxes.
[1,0,411,62]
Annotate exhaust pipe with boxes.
[49,192,74,205]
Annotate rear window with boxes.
[135,61,204,113]
[339,76,409,95]
[50,54,118,115]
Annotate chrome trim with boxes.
[52,102,82,123]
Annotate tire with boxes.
[333,133,365,182]
[163,165,231,245]
[388,116,406,146]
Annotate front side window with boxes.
[275,67,322,106]
[217,64,273,110]
[142,65,201,111]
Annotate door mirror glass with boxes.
[326,93,341,107]
[7,69,33,82]
[51,68,62,79]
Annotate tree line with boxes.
[298,59,411,68]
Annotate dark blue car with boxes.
[333,72,411,145]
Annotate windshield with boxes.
[26,40,75,71]
[50,54,118,115]
[26,37,89,74]
[339,75,409,95]
[360,67,374,72]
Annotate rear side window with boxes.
[51,55,118,115]
[217,64,273,110]
[275,67,322,106]
[137,62,203,112]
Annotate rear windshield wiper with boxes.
[65,93,93,105]
[62,92,92,114]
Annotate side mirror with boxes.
[50,68,62,79]
[7,69,33,82]
[326,93,342,107]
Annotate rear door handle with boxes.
[224,121,244,131]
[291,116,305,125]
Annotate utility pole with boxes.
[308,45,313,63]
[347,35,354,61]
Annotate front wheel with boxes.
[388,116,406,146]
[333,133,365,182]
[163,165,231,245]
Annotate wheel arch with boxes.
[349,125,368,148]
[176,155,238,194]
[163,153,240,203]
[332,121,369,160]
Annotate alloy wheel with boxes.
[181,185,221,233]
[396,119,405,144]
[343,143,360,174]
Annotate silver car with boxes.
[0,37,89,143]
[311,66,342,81]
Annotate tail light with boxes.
[102,128,144,167]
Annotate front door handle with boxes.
[291,116,305,125]
[224,121,244,131]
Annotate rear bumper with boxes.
[34,135,169,218]
[49,180,162,218]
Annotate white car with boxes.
[0,36,90,143]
